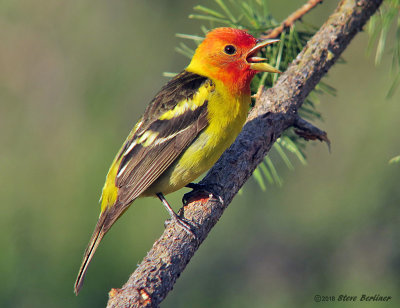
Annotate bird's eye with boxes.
[224,45,237,55]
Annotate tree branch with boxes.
[106,1,383,307]
[262,0,324,39]
[294,117,331,151]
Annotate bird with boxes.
[74,27,280,295]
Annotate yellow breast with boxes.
[145,80,250,195]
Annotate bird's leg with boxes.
[182,182,223,205]
[156,193,194,236]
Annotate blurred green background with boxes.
[1,1,399,307]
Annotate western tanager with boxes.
[74,27,280,294]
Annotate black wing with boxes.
[115,71,213,206]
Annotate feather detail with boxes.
[99,71,211,212]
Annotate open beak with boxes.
[247,39,281,73]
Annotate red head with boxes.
[187,28,280,94]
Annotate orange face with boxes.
[188,28,280,93]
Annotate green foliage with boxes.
[367,0,400,98]
[389,155,400,164]
[173,0,334,190]
[367,0,400,164]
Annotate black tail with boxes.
[74,212,108,295]
[74,201,132,295]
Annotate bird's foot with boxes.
[182,183,223,205]
[164,214,195,236]
[157,192,196,237]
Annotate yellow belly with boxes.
[144,86,250,196]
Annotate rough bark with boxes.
[107,0,383,307]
